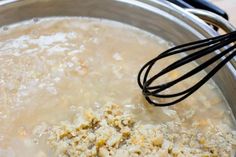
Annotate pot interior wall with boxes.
[0,0,235,117]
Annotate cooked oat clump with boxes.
[48,104,236,157]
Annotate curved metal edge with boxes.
[116,0,207,40]
[0,0,218,39]
[186,9,236,74]
[154,0,236,78]
[159,0,219,38]
[149,2,236,122]
[0,0,18,5]
[186,9,236,33]
[0,0,235,117]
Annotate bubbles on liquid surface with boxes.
[33,18,40,23]
[2,26,8,31]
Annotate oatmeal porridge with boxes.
[0,17,235,157]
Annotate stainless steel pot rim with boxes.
[142,0,236,77]
[0,0,235,120]
[0,0,235,76]
[147,0,219,37]
[0,0,218,38]
[127,0,236,77]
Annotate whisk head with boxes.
[138,31,236,107]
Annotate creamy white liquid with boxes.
[0,17,235,157]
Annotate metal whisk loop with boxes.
[138,31,236,107]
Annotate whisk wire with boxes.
[146,44,236,96]
[145,36,236,91]
[138,31,236,106]
[137,31,236,89]
[158,31,236,57]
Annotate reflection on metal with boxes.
[187,8,236,71]
[0,0,235,118]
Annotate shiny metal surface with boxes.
[186,8,236,70]
[0,0,235,118]
[186,9,236,33]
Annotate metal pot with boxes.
[0,0,235,118]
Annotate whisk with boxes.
[137,31,236,107]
